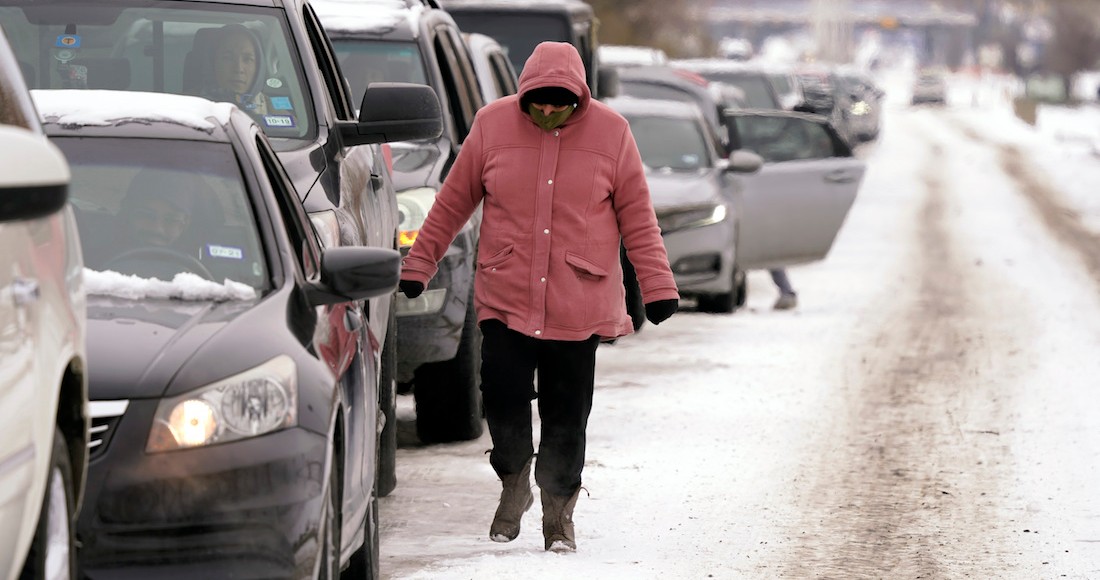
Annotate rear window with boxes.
[330,39,428,110]
[448,12,569,74]
[0,2,314,139]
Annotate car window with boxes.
[623,114,712,171]
[448,12,570,74]
[694,71,777,109]
[54,137,270,292]
[432,27,478,143]
[489,52,516,96]
[331,39,429,109]
[1,2,313,139]
[732,115,839,163]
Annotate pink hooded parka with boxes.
[399,41,678,340]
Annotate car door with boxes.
[726,112,865,270]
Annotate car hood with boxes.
[86,294,266,400]
[644,169,726,211]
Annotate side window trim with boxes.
[254,133,322,278]
[302,3,355,121]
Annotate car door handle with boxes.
[12,278,39,306]
[824,170,858,184]
[370,173,384,192]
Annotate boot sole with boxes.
[546,539,576,553]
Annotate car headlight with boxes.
[657,204,727,234]
[146,355,298,452]
[850,101,872,116]
[396,187,438,248]
[310,210,341,248]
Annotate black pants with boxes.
[479,320,599,497]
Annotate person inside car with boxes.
[200,24,270,115]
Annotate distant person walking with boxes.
[397,41,679,552]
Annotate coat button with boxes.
[554,130,560,137]
[540,277,546,282]
[535,330,542,335]
[547,179,553,185]
[543,229,550,234]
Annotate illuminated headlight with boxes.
[310,210,341,248]
[146,355,297,452]
[397,187,438,248]
[850,101,871,116]
[657,204,727,234]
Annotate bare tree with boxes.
[588,0,714,57]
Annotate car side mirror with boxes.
[0,126,71,223]
[307,246,401,306]
[340,82,443,146]
[597,66,620,99]
[725,150,764,174]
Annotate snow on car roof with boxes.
[312,0,417,33]
[31,89,234,132]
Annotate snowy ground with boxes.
[377,72,1100,579]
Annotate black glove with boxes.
[399,280,424,299]
[644,299,678,325]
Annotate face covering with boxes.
[527,103,575,131]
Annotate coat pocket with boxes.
[565,252,609,281]
[478,243,515,270]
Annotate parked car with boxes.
[34,88,422,578]
[670,59,784,110]
[605,97,762,312]
[0,29,88,580]
[617,65,731,148]
[760,63,805,111]
[598,44,669,68]
[794,67,861,146]
[0,0,443,506]
[835,67,884,141]
[723,108,866,270]
[912,70,948,105]
[463,32,519,104]
[315,0,489,446]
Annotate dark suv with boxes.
[316,0,489,447]
[0,0,441,576]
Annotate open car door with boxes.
[725,110,864,270]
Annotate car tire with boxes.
[341,491,379,580]
[412,289,484,444]
[696,268,746,314]
[376,304,398,498]
[19,428,76,580]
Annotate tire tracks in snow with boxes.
[780,113,1022,578]
[953,123,1100,284]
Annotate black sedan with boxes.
[34,89,404,579]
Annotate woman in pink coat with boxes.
[398,41,679,552]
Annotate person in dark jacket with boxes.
[398,41,679,552]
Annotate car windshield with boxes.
[0,2,313,140]
[623,114,711,171]
[694,71,777,109]
[448,12,569,73]
[54,137,270,295]
[330,39,428,110]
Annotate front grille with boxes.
[89,400,129,460]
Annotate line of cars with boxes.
[0,0,450,575]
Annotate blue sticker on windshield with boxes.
[681,154,700,165]
[206,244,244,260]
[263,115,296,128]
[55,35,81,48]
[270,96,292,110]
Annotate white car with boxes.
[0,29,88,580]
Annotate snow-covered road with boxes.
[377,100,1100,579]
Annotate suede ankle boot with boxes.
[541,487,581,552]
[489,458,534,542]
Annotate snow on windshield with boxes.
[32,90,233,131]
[85,269,256,302]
